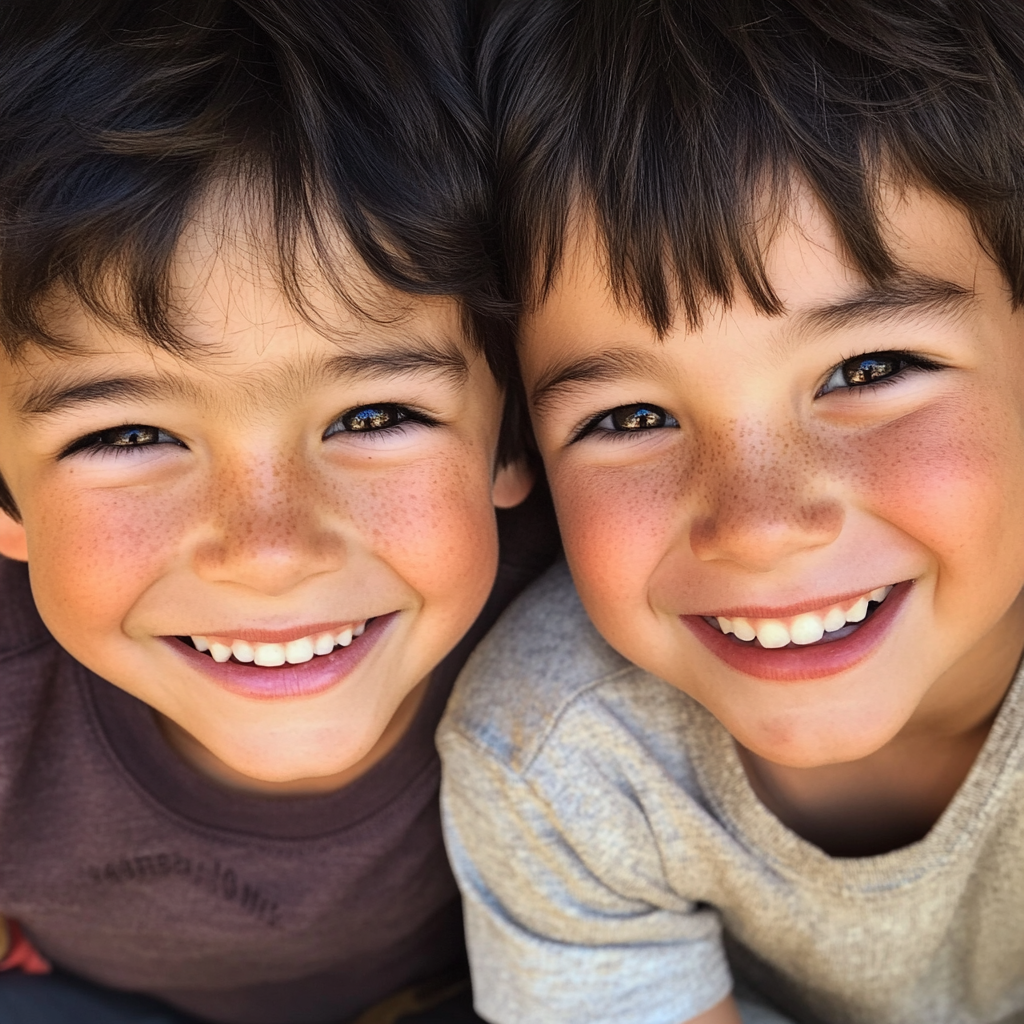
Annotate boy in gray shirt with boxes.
[439,1,1024,1021]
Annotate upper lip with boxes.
[169,620,372,644]
[695,584,902,620]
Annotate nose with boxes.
[688,423,843,571]
[192,451,346,596]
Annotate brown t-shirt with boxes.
[0,492,559,1024]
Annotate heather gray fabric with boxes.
[0,493,559,1024]
[439,561,1024,1024]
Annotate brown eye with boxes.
[338,405,405,432]
[610,404,675,430]
[61,424,184,459]
[98,425,161,447]
[842,354,904,386]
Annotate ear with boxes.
[492,458,534,509]
[0,510,27,562]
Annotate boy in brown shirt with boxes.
[0,1,553,1021]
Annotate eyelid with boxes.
[816,350,945,398]
[58,424,184,459]
[324,403,440,438]
[569,403,678,443]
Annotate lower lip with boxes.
[682,581,912,682]
[162,613,397,700]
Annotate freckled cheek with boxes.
[23,481,199,635]
[829,401,1024,577]
[551,461,684,608]
[325,458,500,610]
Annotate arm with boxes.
[440,729,734,1024]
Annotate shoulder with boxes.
[440,561,704,779]
[0,557,52,658]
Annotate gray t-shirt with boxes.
[439,562,1024,1024]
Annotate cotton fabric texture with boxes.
[439,562,1024,1024]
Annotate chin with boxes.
[216,733,371,784]
[729,709,906,769]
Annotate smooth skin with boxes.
[520,183,1024,1022]
[0,201,530,793]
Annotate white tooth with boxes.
[313,632,335,656]
[191,636,210,653]
[253,642,286,667]
[846,597,869,623]
[755,620,791,649]
[353,621,366,637]
[790,613,825,645]
[285,637,315,664]
[231,640,255,663]
[732,617,756,642]
[210,641,232,663]
[716,616,734,635]
[823,607,847,632]
[335,628,353,647]
[870,585,892,603]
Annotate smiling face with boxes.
[0,208,529,787]
[522,186,1024,768]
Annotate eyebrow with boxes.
[322,340,470,387]
[17,338,471,418]
[530,348,667,414]
[790,274,975,340]
[529,274,975,413]
[18,374,201,418]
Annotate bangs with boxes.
[0,0,512,376]
[483,0,1024,333]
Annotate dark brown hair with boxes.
[0,0,524,518]
[482,0,1024,332]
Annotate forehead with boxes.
[523,184,996,362]
[8,207,475,415]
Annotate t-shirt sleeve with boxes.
[440,729,732,1024]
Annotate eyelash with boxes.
[59,424,185,459]
[571,403,680,443]
[568,350,943,444]
[58,403,437,460]
[322,403,438,439]
[816,350,944,398]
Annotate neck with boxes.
[739,590,1024,857]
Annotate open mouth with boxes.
[167,613,396,700]
[179,619,374,668]
[702,585,894,650]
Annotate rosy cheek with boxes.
[326,454,499,610]
[552,457,686,609]
[26,480,198,632]
[827,394,1024,572]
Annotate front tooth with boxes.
[335,627,353,647]
[823,607,846,632]
[846,597,869,623]
[870,585,892,603]
[313,632,335,656]
[732,617,756,642]
[755,620,791,649]
[191,636,210,653]
[284,637,315,664]
[253,642,286,667]
[716,617,734,635]
[790,613,825,645]
[353,622,366,637]
[231,640,255,663]
[210,641,232,663]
